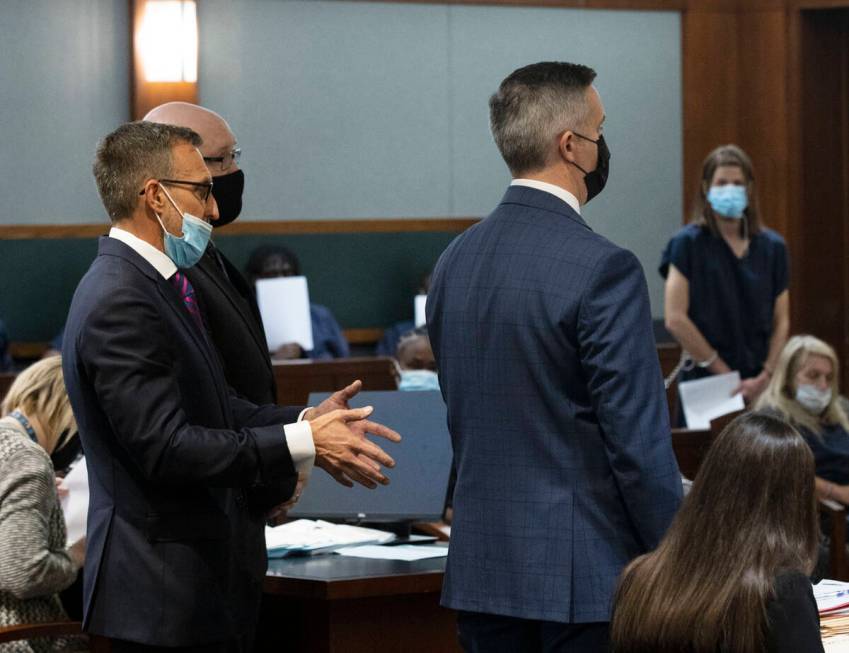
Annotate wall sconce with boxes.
[131,0,199,119]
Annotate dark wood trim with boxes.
[9,342,50,359]
[215,217,480,236]
[343,328,385,344]
[263,568,445,600]
[0,218,480,240]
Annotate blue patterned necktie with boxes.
[170,271,204,332]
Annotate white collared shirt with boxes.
[107,227,316,479]
[510,178,581,216]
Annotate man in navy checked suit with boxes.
[427,62,682,651]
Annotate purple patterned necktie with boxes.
[170,271,205,332]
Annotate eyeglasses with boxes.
[139,179,214,204]
[203,147,241,172]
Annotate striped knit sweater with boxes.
[0,417,79,652]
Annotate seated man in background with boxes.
[245,244,350,360]
[395,327,439,392]
[376,273,431,357]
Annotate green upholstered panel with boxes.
[0,232,457,342]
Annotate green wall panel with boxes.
[0,232,457,342]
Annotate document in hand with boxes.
[265,519,396,558]
[678,371,745,430]
[414,294,427,328]
[255,275,314,352]
[60,457,89,543]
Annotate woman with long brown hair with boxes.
[660,145,790,410]
[611,412,822,653]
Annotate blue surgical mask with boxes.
[796,384,832,415]
[155,185,212,268]
[706,185,748,219]
[398,369,440,392]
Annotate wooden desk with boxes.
[273,357,398,406]
[258,553,459,653]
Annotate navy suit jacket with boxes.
[427,186,682,624]
[62,237,301,646]
[186,244,277,405]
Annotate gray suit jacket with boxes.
[427,185,682,623]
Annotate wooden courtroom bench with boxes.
[273,357,398,406]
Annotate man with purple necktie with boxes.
[62,121,401,652]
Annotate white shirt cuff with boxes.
[284,419,315,477]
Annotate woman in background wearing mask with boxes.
[660,144,790,412]
[755,335,849,505]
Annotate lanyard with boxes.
[9,409,38,444]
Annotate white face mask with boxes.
[795,384,832,415]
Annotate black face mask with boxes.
[570,133,610,203]
[211,169,245,228]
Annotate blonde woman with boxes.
[0,356,85,651]
[755,334,849,504]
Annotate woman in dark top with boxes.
[756,335,849,503]
[661,145,790,406]
[611,412,823,653]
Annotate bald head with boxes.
[144,102,236,167]
[145,102,244,225]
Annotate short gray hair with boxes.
[489,62,597,176]
[93,121,202,222]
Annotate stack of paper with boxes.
[265,519,395,557]
[815,580,849,649]
[815,579,849,615]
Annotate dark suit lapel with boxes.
[195,247,270,360]
[98,237,231,417]
[154,279,231,409]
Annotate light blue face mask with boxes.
[706,184,748,219]
[154,185,213,269]
[398,369,440,392]
[796,384,832,415]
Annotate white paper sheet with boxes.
[59,458,89,544]
[255,276,314,352]
[824,635,849,653]
[335,544,448,561]
[414,295,427,328]
[265,519,395,557]
[678,371,745,430]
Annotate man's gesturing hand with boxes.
[303,379,362,421]
[310,406,401,489]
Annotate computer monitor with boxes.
[289,390,452,522]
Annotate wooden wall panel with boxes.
[681,8,739,215]
[795,9,849,381]
[735,10,790,238]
